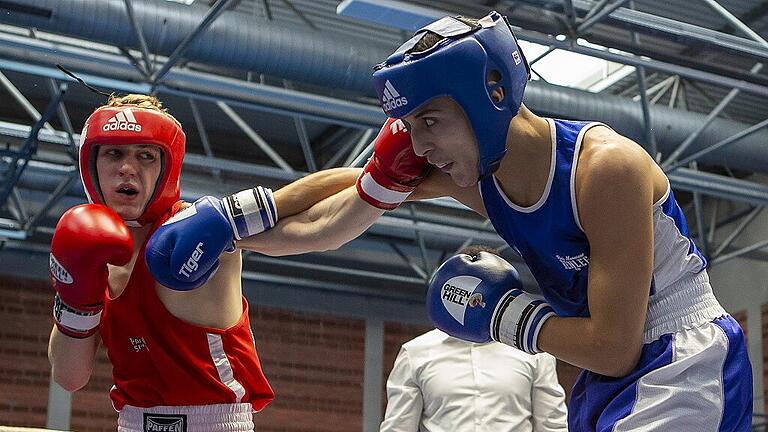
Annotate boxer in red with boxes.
[47,94,276,432]
[48,93,396,431]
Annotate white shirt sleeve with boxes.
[530,354,569,432]
[380,346,423,432]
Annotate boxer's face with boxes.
[403,97,480,187]
[95,144,162,220]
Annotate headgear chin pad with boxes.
[78,106,186,226]
[373,11,530,180]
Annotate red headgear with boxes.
[78,106,186,226]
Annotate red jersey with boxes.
[100,208,274,411]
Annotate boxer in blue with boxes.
[147,11,753,431]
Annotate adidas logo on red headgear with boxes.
[102,108,143,132]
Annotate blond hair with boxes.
[98,93,181,127]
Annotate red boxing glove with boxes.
[356,118,431,210]
[50,204,133,338]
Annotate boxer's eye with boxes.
[423,118,436,127]
[139,151,157,161]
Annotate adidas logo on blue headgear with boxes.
[372,11,531,180]
[381,80,409,111]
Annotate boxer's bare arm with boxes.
[238,186,384,255]
[273,167,361,218]
[48,326,99,391]
[409,170,487,217]
[239,169,488,255]
[239,119,433,254]
[536,141,656,377]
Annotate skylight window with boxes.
[518,39,635,92]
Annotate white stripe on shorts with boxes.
[207,333,246,402]
[613,320,728,431]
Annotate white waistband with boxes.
[118,403,254,432]
[644,271,726,343]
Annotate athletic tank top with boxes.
[100,204,274,411]
[479,118,707,318]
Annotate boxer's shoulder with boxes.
[577,130,651,187]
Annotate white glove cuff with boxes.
[53,295,102,333]
[357,171,412,206]
[223,186,278,240]
[493,290,555,354]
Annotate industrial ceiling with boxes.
[1,0,767,307]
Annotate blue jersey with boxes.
[478,118,707,318]
[479,119,750,431]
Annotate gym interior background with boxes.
[0,0,767,430]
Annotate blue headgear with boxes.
[372,11,530,179]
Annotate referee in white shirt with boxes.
[380,247,568,432]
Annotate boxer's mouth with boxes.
[116,184,139,196]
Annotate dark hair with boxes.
[458,244,499,259]
[410,16,480,53]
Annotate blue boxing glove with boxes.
[146,186,277,290]
[427,251,555,354]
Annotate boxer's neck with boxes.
[129,223,154,247]
[491,107,553,207]
[506,105,551,154]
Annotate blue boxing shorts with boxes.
[568,272,752,431]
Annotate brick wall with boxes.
[70,350,117,431]
[0,275,129,432]
[0,276,53,428]
[1,275,586,430]
[732,309,747,341]
[250,308,366,432]
[0,275,370,432]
